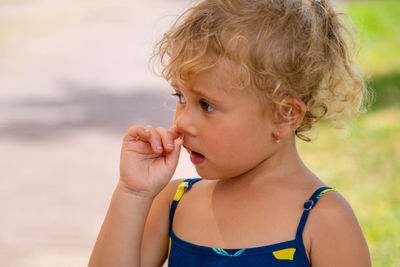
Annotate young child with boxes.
[89,0,371,266]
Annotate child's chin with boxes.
[194,168,217,180]
[194,167,231,181]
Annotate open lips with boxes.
[184,145,206,164]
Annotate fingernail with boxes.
[156,145,163,151]
[167,143,174,148]
[144,129,150,133]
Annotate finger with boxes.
[165,137,183,170]
[125,126,149,141]
[168,125,182,140]
[156,127,175,152]
[136,127,151,141]
[143,126,164,154]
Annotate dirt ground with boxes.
[0,1,196,266]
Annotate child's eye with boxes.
[171,93,186,104]
[200,100,216,112]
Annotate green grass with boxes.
[298,108,400,266]
[343,1,400,75]
[297,1,400,266]
[367,71,400,111]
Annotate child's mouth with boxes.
[183,145,206,165]
[190,151,205,165]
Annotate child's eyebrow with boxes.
[190,86,212,98]
[170,82,180,90]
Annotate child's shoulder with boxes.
[151,178,186,209]
[161,178,186,200]
[307,189,356,227]
[304,190,371,265]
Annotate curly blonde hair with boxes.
[153,0,369,141]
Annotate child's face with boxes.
[172,61,278,180]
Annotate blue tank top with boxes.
[168,178,334,267]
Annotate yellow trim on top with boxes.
[167,237,171,258]
[173,181,188,201]
[272,248,296,260]
[320,188,335,195]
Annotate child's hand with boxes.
[119,125,182,199]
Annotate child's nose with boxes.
[174,109,197,137]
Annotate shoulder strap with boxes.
[295,187,335,259]
[169,178,202,231]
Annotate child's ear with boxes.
[274,98,306,139]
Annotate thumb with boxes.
[165,138,183,171]
[168,125,182,140]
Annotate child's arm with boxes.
[308,192,371,267]
[88,126,182,267]
[140,178,183,266]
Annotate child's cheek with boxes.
[206,126,240,152]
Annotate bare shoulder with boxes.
[156,178,185,204]
[305,190,371,267]
[147,178,186,220]
[145,178,186,229]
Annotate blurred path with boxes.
[0,0,196,266]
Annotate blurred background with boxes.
[0,0,398,266]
